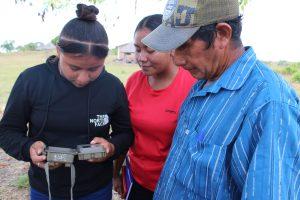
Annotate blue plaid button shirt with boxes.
[154,47,300,200]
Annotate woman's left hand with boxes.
[113,173,126,199]
[88,137,115,162]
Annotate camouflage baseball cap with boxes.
[142,0,239,52]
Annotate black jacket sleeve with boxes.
[0,72,34,162]
[109,83,133,159]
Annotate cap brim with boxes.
[142,24,200,52]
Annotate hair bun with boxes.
[76,4,99,21]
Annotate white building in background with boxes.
[117,42,136,63]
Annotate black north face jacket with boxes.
[0,56,133,198]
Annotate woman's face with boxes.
[134,28,173,76]
[57,48,105,88]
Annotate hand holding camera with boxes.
[30,137,114,169]
[88,137,115,162]
[29,141,46,168]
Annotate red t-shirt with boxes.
[126,67,196,191]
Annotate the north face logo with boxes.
[90,114,109,127]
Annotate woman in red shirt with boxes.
[113,14,196,200]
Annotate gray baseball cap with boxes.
[142,0,240,52]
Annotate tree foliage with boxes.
[17,42,38,51]
[0,40,15,52]
[16,0,250,21]
[15,0,106,21]
[239,0,249,10]
[51,36,59,45]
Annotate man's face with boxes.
[172,38,228,80]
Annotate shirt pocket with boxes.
[174,130,228,199]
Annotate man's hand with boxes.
[88,137,115,163]
[29,141,46,168]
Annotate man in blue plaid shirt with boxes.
[142,0,300,199]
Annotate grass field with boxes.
[0,50,139,112]
[0,51,300,113]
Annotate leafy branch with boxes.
[15,0,250,21]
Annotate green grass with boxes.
[14,174,29,189]
[292,72,300,83]
[269,62,300,90]
[0,51,52,107]
[105,57,139,83]
[0,51,139,111]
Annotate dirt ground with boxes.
[0,149,121,200]
[0,148,29,200]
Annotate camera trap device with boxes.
[43,146,77,167]
[42,144,107,200]
[43,144,107,164]
[77,144,107,160]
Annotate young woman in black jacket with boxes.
[0,4,133,200]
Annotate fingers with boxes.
[48,162,63,170]
[113,175,125,198]
[91,137,115,155]
[91,137,107,147]
[30,152,46,163]
[34,162,63,169]
[36,162,45,169]
[30,141,46,168]
[87,137,115,163]
[88,157,106,163]
[121,192,126,199]
[113,183,121,194]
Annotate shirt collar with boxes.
[191,46,257,97]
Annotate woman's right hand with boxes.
[29,141,46,168]
[113,173,126,199]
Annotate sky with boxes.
[0,0,299,61]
